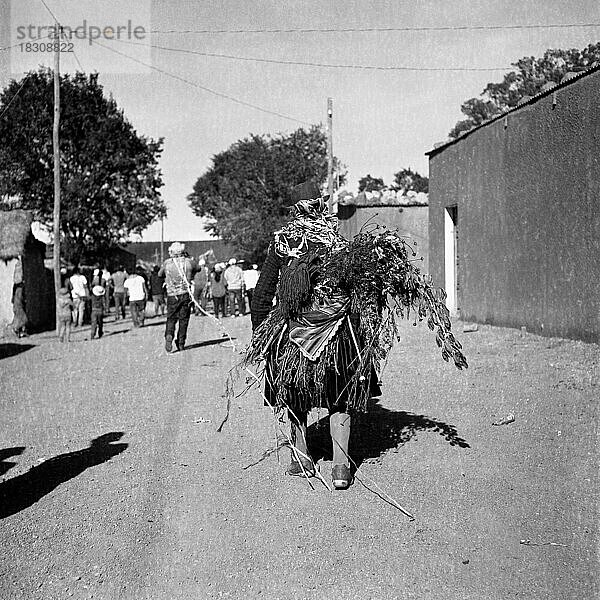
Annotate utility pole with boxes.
[326,97,334,212]
[52,28,61,330]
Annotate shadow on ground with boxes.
[133,320,166,330]
[0,447,26,477]
[0,433,128,519]
[105,328,130,337]
[185,338,237,351]
[0,343,35,359]
[307,402,470,469]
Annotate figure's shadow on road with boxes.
[185,338,237,351]
[0,343,35,359]
[307,402,470,469]
[136,320,166,329]
[0,432,128,519]
[105,328,130,337]
[0,447,26,477]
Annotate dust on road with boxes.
[0,313,597,599]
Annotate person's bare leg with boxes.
[330,411,351,467]
[287,410,314,476]
[289,409,308,458]
[330,410,352,489]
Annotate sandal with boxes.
[286,457,315,477]
[332,464,352,489]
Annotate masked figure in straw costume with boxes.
[246,181,467,489]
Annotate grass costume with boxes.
[247,181,467,489]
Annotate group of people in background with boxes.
[204,258,259,319]
[57,263,149,342]
[54,249,260,346]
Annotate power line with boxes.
[108,38,510,71]
[0,35,84,71]
[0,40,32,52]
[71,47,85,72]
[149,22,600,34]
[0,33,52,51]
[90,38,311,125]
[0,76,28,119]
[38,0,61,28]
[38,0,84,71]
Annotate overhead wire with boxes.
[0,29,60,52]
[149,22,600,34]
[38,0,84,71]
[0,39,39,52]
[90,38,311,125]
[107,37,510,72]
[0,76,28,119]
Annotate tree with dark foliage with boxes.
[187,125,345,264]
[391,168,428,194]
[449,43,600,139]
[0,68,165,263]
[357,174,385,193]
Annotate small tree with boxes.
[358,174,385,193]
[188,125,346,264]
[391,168,429,194]
[449,42,600,138]
[0,68,165,263]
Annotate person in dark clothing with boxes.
[249,183,356,488]
[149,265,166,316]
[112,266,127,320]
[246,181,468,490]
[209,264,227,318]
[90,285,105,339]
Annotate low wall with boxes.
[338,204,429,273]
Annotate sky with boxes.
[1,0,599,241]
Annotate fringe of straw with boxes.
[174,260,415,516]
[245,364,415,518]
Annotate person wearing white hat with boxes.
[209,263,227,319]
[224,257,245,317]
[158,242,194,352]
[192,258,209,316]
[90,284,106,339]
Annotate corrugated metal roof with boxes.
[426,63,600,158]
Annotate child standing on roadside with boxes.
[57,287,73,343]
[90,285,105,339]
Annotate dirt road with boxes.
[0,312,598,599]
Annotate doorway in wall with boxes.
[444,206,459,316]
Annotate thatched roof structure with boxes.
[0,210,33,261]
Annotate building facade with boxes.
[427,66,600,343]
[338,192,429,272]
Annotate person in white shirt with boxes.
[224,258,245,317]
[101,267,112,313]
[243,264,260,312]
[69,267,89,327]
[124,267,148,327]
